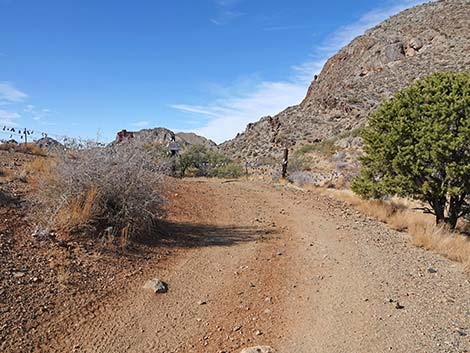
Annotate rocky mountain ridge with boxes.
[221,0,470,162]
[115,127,217,150]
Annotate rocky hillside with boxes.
[222,0,470,161]
[115,128,217,150]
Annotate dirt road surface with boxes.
[7,179,470,352]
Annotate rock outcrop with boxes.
[114,127,217,150]
[222,0,470,161]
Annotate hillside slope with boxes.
[222,0,470,161]
[114,127,217,150]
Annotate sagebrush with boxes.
[35,140,165,243]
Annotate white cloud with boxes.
[211,0,244,25]
[0,109,20,127]
[210,10,244,25]
[0,82,27,104]
[317,0,429,56]
[24,104,35,113]
[182,1,430,143]
[131,120,150,128]
[0,110,20,119]
[174,80,307,143]
[170,104,220,117]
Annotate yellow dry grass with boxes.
[56,186,100,232]
[24,157,57,189]
[409,222,470,270]
[324,188,470,269]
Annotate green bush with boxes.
[177,145,242,178]
[352,71,470,229]
[213,163,243,178]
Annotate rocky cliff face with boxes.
[114,127,217,150]
[222,0,470,161]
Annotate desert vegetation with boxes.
[353,71,470,229]
[177,144,243,178]
[327,189,470,269]
[32,140,165,245]
[0,142,46,156]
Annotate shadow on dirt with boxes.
[136,220,277,249]
[0,190,21,207]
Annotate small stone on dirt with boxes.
[427,267,438,273]
[143,278,168,294]
[395,302,405,310]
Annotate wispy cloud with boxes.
[211,0,244,25]
[0,109,20,127]
[131,120,150,128]
[22,104,52,122]
[173,80,307,143]
[176,0,429,143]
[0,82,27,104]
[318,0,429,56]
[170,104,220,117]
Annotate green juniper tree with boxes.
[352,71,470,229]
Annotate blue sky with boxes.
[0,0,428,143]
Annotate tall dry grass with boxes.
[55,186,100,233]
[409,222,470,270]
[23,157,57,188]
[326,189,470,269]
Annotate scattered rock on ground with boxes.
[143,278,168,294]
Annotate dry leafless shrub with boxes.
[35,140,165,244]
[288,171,315,187]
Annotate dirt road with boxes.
[16,179,470,352]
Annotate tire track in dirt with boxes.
[22,179,470,352]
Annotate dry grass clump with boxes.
[409,222,470,270]
[327,189,470,268]
[35,140,165,245]
[23,157,57,187]
[0,142,46,156]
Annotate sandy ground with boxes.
[2,177,470,352]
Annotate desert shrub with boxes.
[352,71,470,229]
[35,140,164,243]
[296,139,339,158]
[288,171,315,187]
[288,151,311,173]
[177,145,242,178]
[213,163,243,178]
[0,142,46,156]
[331,151,346,162]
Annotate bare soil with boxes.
[1,155,469,352]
